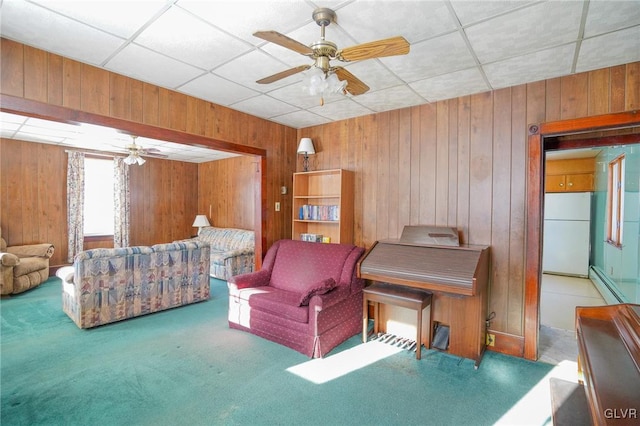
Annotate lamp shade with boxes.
[192,215,210,228]
[297,138,315,155]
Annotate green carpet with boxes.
[2,278,558,425]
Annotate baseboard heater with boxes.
[589,266,625,305]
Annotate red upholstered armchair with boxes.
[227,239,365,358]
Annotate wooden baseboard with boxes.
[486,329,525,358]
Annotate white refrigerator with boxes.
[542,192,592,277]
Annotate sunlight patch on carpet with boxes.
[495,360,579,425]
[286,341,403,384]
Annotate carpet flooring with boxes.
[1,278,562,425]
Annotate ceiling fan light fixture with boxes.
[303,67,347,105]
[123,153,137,165]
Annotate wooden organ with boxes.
[357,227,490,367]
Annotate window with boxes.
[606,154,625,247]
[84,157,114,236]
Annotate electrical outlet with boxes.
[275,202,280,212]
[486,333,495,347]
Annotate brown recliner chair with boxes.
[1,237,54,295]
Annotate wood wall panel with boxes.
[1,38,639,352]
[296,61,640,343]
[0,39,296,258]
[1,139,198,267]
[198,156,257,231]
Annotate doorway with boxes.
[538,148,606,364]
[0,95,268,268]
[524,111,640,361]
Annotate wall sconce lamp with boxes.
[297,138,316,172]
[192,214,210,235]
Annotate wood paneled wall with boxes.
[198,155,257,231]
[298,62,640,339]
[0,138,199,267]
[2,36,639,349]
[0,38,298,255]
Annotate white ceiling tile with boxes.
[270,110,333,128]
[576,25,640,73]
[179,73,259,106]
[0,0,125,65]
[410,67,490,101]
[583,0,640,37]
[340,61,404,93]
[465,1,584,64]
[213,50,300,92]
[484,44,576,89]
[231,95,299,118]
[105,43,204,88]
[29,0,169,39]
[449,1,536,26]
[309,98,375,121]
[336,0,455,43]
[134,6,253,70]
[1,0,638,133]
[177,1,314,45]
[382,32,476,82]
[0,112,29,125]
[355,85,426,112]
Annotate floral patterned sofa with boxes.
[184,227,255,280]
[56,241,210,329]
[228,239,365,358]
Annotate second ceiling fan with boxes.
[254,7,410,103]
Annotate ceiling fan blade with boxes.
[253,30,314,56]
[337,36,410,62]
[140,148,168,158]
[256,65,311,84]
[334,67,369,96]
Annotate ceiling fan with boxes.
[121,136,166,165]
[254,7,410,104]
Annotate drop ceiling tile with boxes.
[29,0,168,39]
[0,0,125,66]
[465,1,584,64]
[355,85,426,112]
[410,67,490,102]
[336,0,456,43]
[576,26,640,73]
[484,43,576,89]
[267,81,325,109]
[341,61,404,93]
[584,1,640,37]
[213,50,299,92]
[230,95,299,119]
[178,73,259,106]
[382,32,476,82]
[309,98,375,121]
[270,110,333,128]
[134,6,252,71]
[449,1,536,26]
[105,43,204,89]
[14,130,65,144]
[0,112,29,125]
[177,1,314,45]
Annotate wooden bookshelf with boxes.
[292,169,354,244]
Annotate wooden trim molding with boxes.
[524,110,640,361]
[0,94,266,157]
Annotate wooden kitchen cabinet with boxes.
[545,158,595,192]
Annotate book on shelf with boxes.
[298,205,340,221]
[299,233,324,243]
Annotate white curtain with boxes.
[66,152,85,262]
[113,157,130,248]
